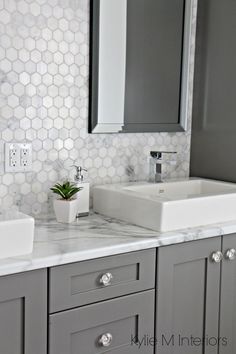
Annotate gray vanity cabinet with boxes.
[156,237,222,354]
[219,234,236,354]
[3,235,236,354]
[0,269,47,354]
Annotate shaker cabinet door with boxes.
[219,234,236,354]
[49,290,154,354]
[156,237,221,354]
[0,269,47,354]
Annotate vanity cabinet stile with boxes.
[0,269,47,354]
[219,234,236,354]
[156,237,222,354]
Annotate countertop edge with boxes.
[0,215,236,277]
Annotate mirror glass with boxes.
[89,0,193,134]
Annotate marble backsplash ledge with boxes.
[0,0,197,217]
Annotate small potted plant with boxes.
[51,181,83,223]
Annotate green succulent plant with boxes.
[51,181,83,201]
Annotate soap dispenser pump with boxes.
[72,165,90,217]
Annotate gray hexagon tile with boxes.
[0,0,197,217]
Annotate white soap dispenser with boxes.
[72,165,90,217]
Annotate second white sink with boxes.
[93,179,236,232]
[0,210,34,259]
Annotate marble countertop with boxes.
[1,213,236,276]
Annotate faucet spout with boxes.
[149,151,177,183]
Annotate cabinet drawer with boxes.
[49,249,155,313]
[49,290,154,354]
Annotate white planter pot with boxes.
[53,199,78,223]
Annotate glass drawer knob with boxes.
[211,251,223,263]
[225,249,236,261]
[98,333,113,347]
[100,272,113,286]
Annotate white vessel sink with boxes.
[93,179,236,232]
[0,210,34,259]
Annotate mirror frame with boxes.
[89,0,194,134]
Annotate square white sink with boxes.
[93,179,236,232]
[0,210,35,259]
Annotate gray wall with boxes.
[190,0,236,182]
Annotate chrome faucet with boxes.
[149,151,177,183]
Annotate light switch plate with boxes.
[5,143,32,173]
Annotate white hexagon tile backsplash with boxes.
[0,0,197,217]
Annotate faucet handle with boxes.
[150,151,177,160]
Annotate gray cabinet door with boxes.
[49,290,154,354]
[0,269,47,354]
[219,234,236,354]
[156,238,221,354]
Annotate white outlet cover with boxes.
[5,143,32,173]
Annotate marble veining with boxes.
[0,212,236,277]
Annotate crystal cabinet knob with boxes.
[98,333,113,347]
[100,272,113,286]
[225,248,236,261]
[211,251,223,263]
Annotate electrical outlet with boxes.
[5,143,32,173]
[10,158,17,168]
[20,144,32,171]
[10,149,17,157]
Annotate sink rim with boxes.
[94,178,236,204]
[0,210,34,223]
[123,179,236,203]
